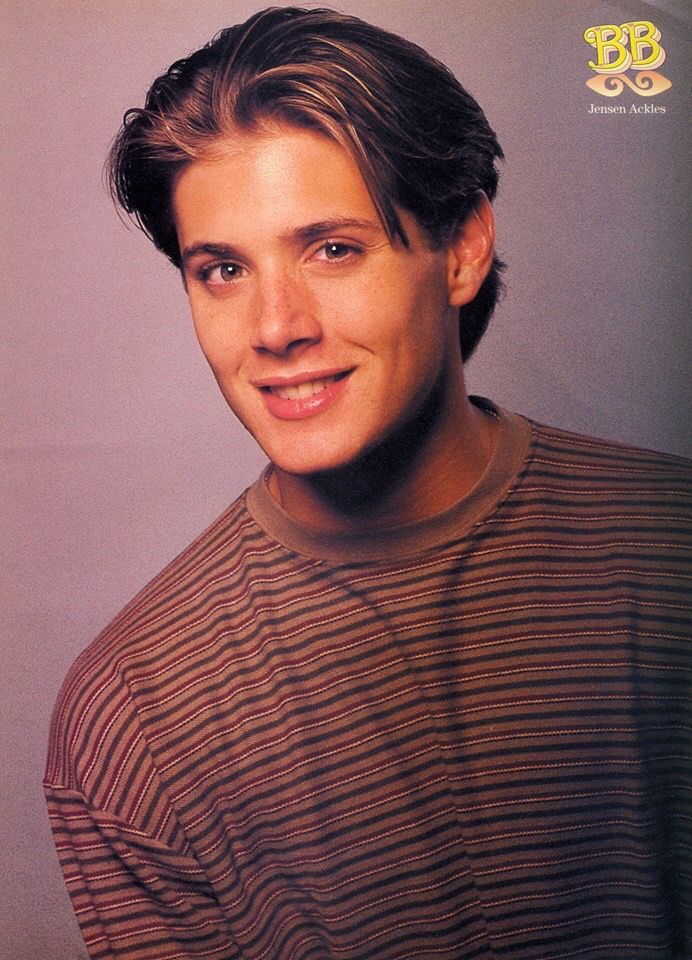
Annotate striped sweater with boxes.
[45,406,691,959]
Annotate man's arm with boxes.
[45,783,238,960]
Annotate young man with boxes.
[45,8,690,959]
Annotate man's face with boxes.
[173,123,465,476]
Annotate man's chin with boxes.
[268,449,364,480]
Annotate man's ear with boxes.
[446,193,495,307]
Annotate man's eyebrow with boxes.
[288,218,382,243]
[181,242,241,265]
[181,218,383,266]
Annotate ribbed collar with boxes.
[244,399,532,563]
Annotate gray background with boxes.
[3,1,689,956]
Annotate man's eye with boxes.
[316,242,361,262]
[201,262,243,285]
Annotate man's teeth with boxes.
[271,376,336,400]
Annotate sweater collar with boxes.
[245,398,532,563]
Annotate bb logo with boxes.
[583,21,672,97]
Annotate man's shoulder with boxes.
[494,415,692,540]
[45,487,267,790]
[525,417,692,491]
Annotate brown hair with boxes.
[108,6,505,359]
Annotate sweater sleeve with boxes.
[44,782,239,960]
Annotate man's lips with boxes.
[254,369,353,420]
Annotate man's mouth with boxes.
[262,371,350,400]
[256,370,352,420]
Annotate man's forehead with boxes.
[173,124,389,245]
[187,119,349,175]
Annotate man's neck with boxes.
[268,394,499,534]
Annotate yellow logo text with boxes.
[583,21,671,97]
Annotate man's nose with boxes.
[249,271,322,356]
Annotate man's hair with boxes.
[109,6,504,360]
